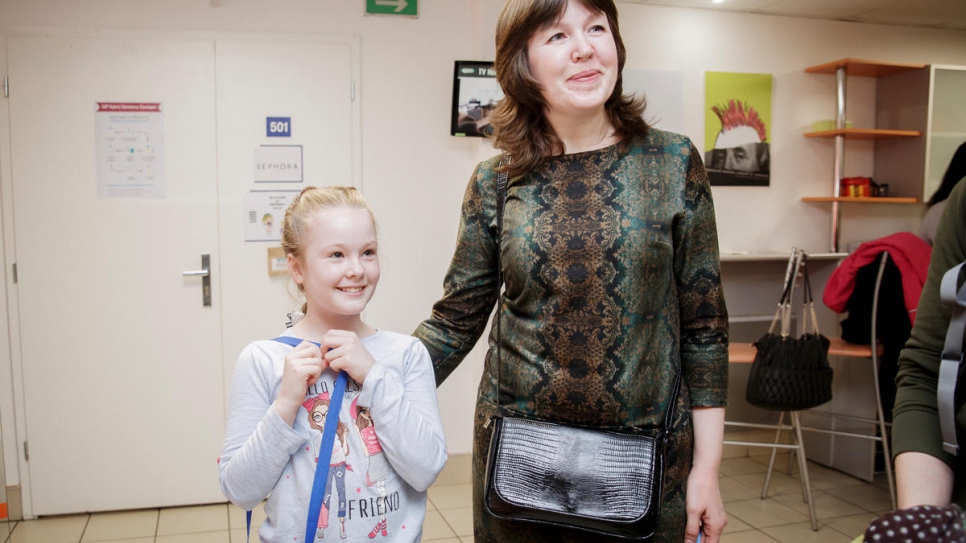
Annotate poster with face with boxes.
[704,72,773,186]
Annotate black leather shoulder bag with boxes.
[483,157,675,540]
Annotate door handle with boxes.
[182,253,211,307]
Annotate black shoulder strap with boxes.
[496,155,509,236]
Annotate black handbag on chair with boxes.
[746,249,833,411]
[482,159,670,540]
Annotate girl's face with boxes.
[526,1,618,121]
[289,207,380,327]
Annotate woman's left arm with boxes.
[686,406,727,543]
[675,140,729,543]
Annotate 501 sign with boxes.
[266,117,291,137]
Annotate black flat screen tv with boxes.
[451,61,504,137]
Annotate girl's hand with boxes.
[320,330,377,385]
[273,341,324,426]
[684,464,727,543]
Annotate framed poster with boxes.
[704,72,773,186]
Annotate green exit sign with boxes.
[366,0,417,17]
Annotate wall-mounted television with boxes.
[451,60,504,137]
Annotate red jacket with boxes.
[823,232,932,326]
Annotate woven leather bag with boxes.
[746,249,833,411]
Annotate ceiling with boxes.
[621,0,966,31]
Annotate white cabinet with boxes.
[925,66,966,200]
[875,64,966,204]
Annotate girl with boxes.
[220,185,447,543]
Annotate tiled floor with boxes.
[0,444,893,543]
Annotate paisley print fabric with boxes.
[415,128,729,542]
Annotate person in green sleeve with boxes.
[893,178,966,508]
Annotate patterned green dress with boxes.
[414,128,729,542]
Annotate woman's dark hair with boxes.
[490,0,648,177]
[928,141,966,206]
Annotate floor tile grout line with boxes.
[77,513,91,543]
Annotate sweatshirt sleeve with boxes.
[218,343,308,511]
[893,181,966,467]
[674,141,730,407]
[356,338,448,492]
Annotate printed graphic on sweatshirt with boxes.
[351,397,392,538]
[303,390,400,540]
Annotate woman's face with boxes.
[526,1,618,120]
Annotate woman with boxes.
[414,1,729,541]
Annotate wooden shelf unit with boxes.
[804,58,926,78]
[803,128,922,140]
[802,196,919,204]
[803,58,927,252]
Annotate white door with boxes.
[7,35,224,514]
[214,37,360,386]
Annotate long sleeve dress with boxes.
[414,128,729,542]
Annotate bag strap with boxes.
[938,261,966,455]
[492,156,679,431]
[769,248,804,338]
[494,156,509,417]
[800,255,821,336]
[269,336,349,543]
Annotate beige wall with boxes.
[0,0,965,494]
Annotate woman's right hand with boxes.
[273,340,324,427]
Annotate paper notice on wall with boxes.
[95,102,165,198]
[244,190,300,242]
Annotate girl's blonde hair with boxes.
[281,185,376,313]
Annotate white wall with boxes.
[0,1,965,490]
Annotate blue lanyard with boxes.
[244,336,348,543]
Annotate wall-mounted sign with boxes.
[266,117,291,137]
[267,246,288,276]
[366,0,417,17]
[244,190,300,242]
[95,102,166,198]
[254,144,303,183]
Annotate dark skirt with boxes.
[470,394,694,543]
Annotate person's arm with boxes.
[356,338,448,492]
[893,180,966,506]
[674,141,729,407]
[413,160,502,385]
[674,141,729,543]
[219,344,309,511]
[686,407,727,543]
[896,451,955,508]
